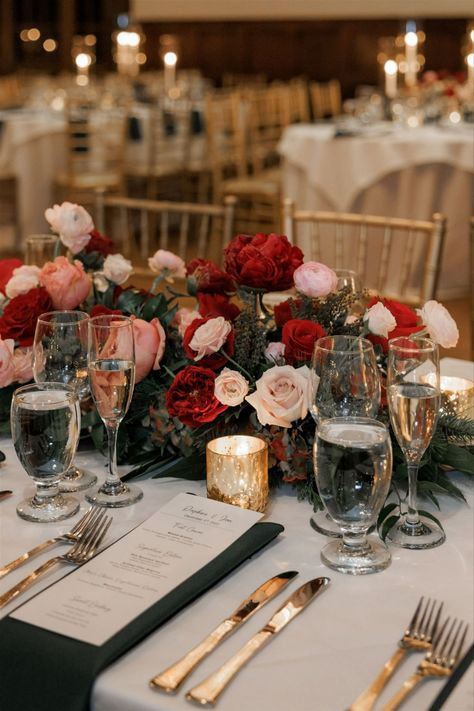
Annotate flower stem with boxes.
[222,352,254,382]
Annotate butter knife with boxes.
[149,570,298,693]
[186,576,330,706]
[0,490,12,502]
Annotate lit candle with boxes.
[116,30,140,77]
[384,59,398,99]
[163,51,178,92]
[404,31,418,87]
[440,376,474,419]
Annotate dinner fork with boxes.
[0,511,112,608]
[381,617,469,711]
[349,597,443,711]
[0,505,103,580]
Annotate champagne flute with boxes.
[386,336,444,549]
[86,315,142,508]
[308,335,381,537]
[313,417,392,575]
[32,311,97,491]
[11,382,80,522]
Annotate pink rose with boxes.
[44,202,94,254]
[188,317,231,361]
[0,338,15,387]
[417,300,459,349]
[174,307,201,338]
[293,262,338,298]
[264,341,286,363]
[148,249,186,280]
[132,317,166,383]
[5,265,41,299]
[12,347,33,383]
[214,368,249,406]
[364,302,397,338]
[39,257,91,309]
[246,365,309,428]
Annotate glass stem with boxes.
[342,531,370,555]
[106,423,121,487]
[406,463,420,526]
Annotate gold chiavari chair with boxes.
[95,192,236,269]
[283,199,446,307]
[310,79,342,119]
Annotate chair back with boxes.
[470,217,474,357]
[283,199,446,306]
[310,80,342,119]
[0,75,22,109]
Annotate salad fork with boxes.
[0,505,103,579]
[349,597,443,711]
[0,511,112,608]
[381,617,469,711]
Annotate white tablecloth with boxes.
[278,123,474,300]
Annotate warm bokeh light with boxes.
[85,34,96,46]
[75,52,92,69]
[117,30,140,47]
[384,59,398,76]
[27,28,41,41]
[19,29,29,41]
[137,52,147,65]
[164,51,178,67]
[467,53,474,68]
[404,31,418,48]
[43,39,57,52]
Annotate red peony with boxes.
[187,258,235,294]
[198,293,240,321]
[282,319,326,364]
[84,229,115,256]
[166,365,227,427]
[0,287,53,346]
[0,258,23,295]
[224,233,304,291]
[183,316,235,370]
[367,297,422,353]
[274,298,302,327]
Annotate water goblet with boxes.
[32,310,97,491]
[386,336,444,549]
[334,268,361,293]
[308,335,381,537]
[24,234,60,266]
[86,315,143,508]
[313,417,393,575]
[11,382,80,522]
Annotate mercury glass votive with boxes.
[440,376,474,419]
[206,435,268,512]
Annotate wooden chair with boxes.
[0,175,19,254]
[282,199,446,306]
[310,80,342,119]
[94,192,236,269]
[0,75,22,109]
[470,217,474,357]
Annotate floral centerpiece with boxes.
[0,202,472,533]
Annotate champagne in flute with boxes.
[88,359,135,423]
[388,382,439,462]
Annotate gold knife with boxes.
[185,576,330,707]
[0,490,12,502]
[149,570,298,694]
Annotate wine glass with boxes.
[11,382,80,522]
[308,335,381,537]
[313,417,392,575]
[32,311,97,492]
[334,269,361,293]
[86,314,142,508]
[24,234,60,266]
[386,336,444,549]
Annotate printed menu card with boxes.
[11,493,262,646]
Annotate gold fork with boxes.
[0,511,112,608]
[349,597,443,711]
[381,617,469,711]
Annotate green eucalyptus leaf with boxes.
[377,502,399,528]
[380,514,399,541]
[418,509,445,531]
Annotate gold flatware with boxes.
[0,490,13,502]
[0,511,112,608]
[185,576,330,706]
[150,570,298,694]
[381,617,469,711]
[349,596,443,711]
[0,505,102,579]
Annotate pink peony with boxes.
[148,250,186,280]
[39,256,91,309]
[132,317,166,383]
[293,262,338,298]
[44,202,94,254]
[417,300,459,349]
[5,265,41,299]
[0,338,15,387]
[364,302,397,338]
[174,307,201,337]
[102,254,133,285]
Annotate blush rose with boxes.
[5,265,41,299]
[417,300,459,348]
[364,302,397,338]
[132,317,166,383]
[148,249,186,280]
[246,364,310,428]
[214,368,249,406]
[183,316,234,369]
[39,257,91,309]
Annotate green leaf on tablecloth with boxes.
[441,444,474,474]
[380,514,399,541]
[377,502,399,529]
[418,509,445,531]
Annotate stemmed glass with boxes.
[24,234,60,266]
[86,315,142,508]
[11,382,81,522]
[308,335,381,537]
[32,311,98,491]
[313,417,393,575]
[386,336,444,549]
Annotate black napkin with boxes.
[0,521,283,711]
[428,642,474,711]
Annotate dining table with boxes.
[278,122,474,301]
[0,358,472,711]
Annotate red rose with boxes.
[84,229,115,256]
[198,294,240,321]
[187,258,235,294]
[224,233,303,291]
[89,305,123,318]
[166,365,227,427]
[282,319,326,364]
[183,316,235,370]
[274,298,302,327]
[0,287,53,346]
[367,297,422,353]
[0,258,23,295]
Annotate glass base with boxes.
[85,481,143,508]
[59,466,98,493]
[321,536,391,575]
[386,515,446,549]
[16,493,79,523]
[310,510,342,538]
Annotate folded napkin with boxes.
[0,521,283,711]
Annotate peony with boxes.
[84,229,115,256]
[246,365,310,428]
[197,293,240,321]
[183,316,234,369]
[187,258,235,294]
[224,233,304,291]
[148,249,186,280]
[282,319,326,364]
[12,347,33,383]
[174,308,201,338]
[93,273,109,293]
[166,366,227,427]
[417,300,459,348]
[293,262,338,298]
[39,257,91,309]
[102,254,133,285]
[0,258,23,296]
[364,302,397,338]
[214,368,249,406]
[0,287,53,346]
[132,317,166,383]
[265,341,286,363]
[44,202,94,254]
[0,338,15,387]
[5,265,41,299]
